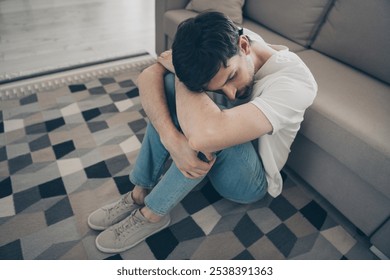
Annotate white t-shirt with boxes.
[232,29,318,197]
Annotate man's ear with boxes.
[238,35,251,55]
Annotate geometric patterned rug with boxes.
[0,57,378,260]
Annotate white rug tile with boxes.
[192,205,222,235]
[57,158,84,177]
[61,103,81,117]
[0,195,16,218]
[120,135,141,154]
[321,225,357,255]
[3,119,24,132]
[115,99,134,112]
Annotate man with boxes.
[88,12,317,253]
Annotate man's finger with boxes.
[181,169,205,179]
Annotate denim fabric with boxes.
[130,73,267,216]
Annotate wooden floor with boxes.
[0,0,155,82]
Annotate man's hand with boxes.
[157,50,175,73]
[162,129,216,179]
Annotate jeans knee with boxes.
[227,188,267,204]
[214,178,268,205]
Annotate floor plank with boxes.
[0,0,155,81]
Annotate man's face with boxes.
[205,52,255,101]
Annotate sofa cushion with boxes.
[186,0,245,24]
[163,9,199,41]
[243,0,333,47]
[242,19,306,52]
[312,0,390,84]
[163,10,306,53]
[297,50,390,197]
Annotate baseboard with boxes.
[0,53,156,100]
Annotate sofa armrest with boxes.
[155,0,190,55]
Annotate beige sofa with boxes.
[155,0,390,258]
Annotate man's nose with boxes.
[223,85,237,101]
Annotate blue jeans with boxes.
[130,73,267,216]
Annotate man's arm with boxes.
[136,63,215,178]
[157,50,272,154]
[175,80,273,153]
[137,63,175,145]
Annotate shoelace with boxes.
[114,211,142,238]
[107,195,130,219]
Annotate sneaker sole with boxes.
[87,215,109,231]
[95,218,171,253]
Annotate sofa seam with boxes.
[307,0,337,49]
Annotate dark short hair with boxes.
[172,11,240,92]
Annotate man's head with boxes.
[172,11,255,100]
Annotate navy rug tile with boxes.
[0,146,7,161]
[82,108,101,122]
[113,176,134,195]
[69,84,87,93]
[0,239,23,260]
[233,249,255,260]
[53,140,75,159]
[267,223,297,257]
[300,201,327,230]
[201,181,223,204]
[170,216,205,242]
[39,178,67,198]
[85,161,111,178]
[146,228,179,260]
[269,195,297,221]
[181,191,211,215]
[105,254,123,260]
[45,117,65,132]
[126,88,139,98]
[0,177,12,198]
[233,214,264,247]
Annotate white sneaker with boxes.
[95,209,171,253]
[87,192,141,230]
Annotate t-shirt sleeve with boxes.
[250,76,316,134]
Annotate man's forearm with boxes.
[137,63,179,144]
[176,79,272,153]
[175,79,223,152]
